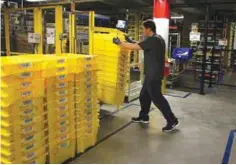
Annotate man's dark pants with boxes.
[139,77,176,123]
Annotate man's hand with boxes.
[112,36,141,50]
[113,37,122,45]
[124,35,136,43]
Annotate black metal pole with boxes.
[200,5,209,94]
[209,13,217,88]
[231,23,235,69]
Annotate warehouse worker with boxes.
[113,19,178,132]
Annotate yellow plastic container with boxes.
[1,71,43,84]
[45,73,74,85]
[1,56,43,77]
[45,88,74,102]
[76,131,98,153]
[1,153,47,164]
[1,78,44,92]
[97,87,125,105]
[74,70,97,79]
[1,103,44,123]
[48,138,75,164]
[1,86,45,105]
[1,145,47,164]
[20,54,77,74]
[46,96,74,110]
[1,98,44,114]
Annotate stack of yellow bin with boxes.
[93,28,130,105]
[41,55,76,164]
[1,56,47,164]
[73,55,99,153]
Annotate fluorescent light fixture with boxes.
[0,0,4,4]
[171,15,184,19]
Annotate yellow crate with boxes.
[74,70,97,79]
[48,127,72,140]
[23,154,47,164]
[46,102,74,113]
[1,98,44,114]
[94,49,130,56]
[1,145,46,164]
[46,81,74,92]
[1,113,45,129]
[45,88,74,101]
[45,74,74,85]
[48,138,75,164]
[62,54,97,72]
[1,127,46,148]
[97,76,127,85]
[1,56,43,77]
[75,95,98,103]
[75,99,98,109]
[1,119,46,138]
[74,75,97,83]
[1,104,44,122]
[76,131,98,153]
[1,130,46,148]
[98,87,125,105]
[97,67,128,75]
[1,137,46,158]
[46,96,74,110]
[1,153,46,164]
[96,51,129,60]
[1,71,43,84]
[47,118,71,130]
[1,87,45,105]
[20,54,77,73]
[74,81,96,89]
[75,118,99,129]
[98,81,125,89]
[48,111,70,123]
[74,106,99,117]
[1,78,44,92]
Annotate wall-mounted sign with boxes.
[218,39,228,46]
[190,32,201,42]
[46,27,55,44]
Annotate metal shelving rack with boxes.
[193,19,227,85]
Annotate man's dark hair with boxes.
[143,19,156,33]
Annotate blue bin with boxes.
[172,48,193,60]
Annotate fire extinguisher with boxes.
[164,59,170,77]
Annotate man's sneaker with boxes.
[162,120,179,132]
[132,117,149,124]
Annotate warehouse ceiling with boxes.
[3,0,236,20]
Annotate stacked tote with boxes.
[0,54,99,164]
[41,56,76,164]
[63,54,99,153]
[1,57,47,164]
[93,28,130,106]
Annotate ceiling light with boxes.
[171,15,184,19]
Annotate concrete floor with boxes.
[70,86,236,164]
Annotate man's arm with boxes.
[113,37,142,50]
[113,36,151,51]
[120,42,142,50]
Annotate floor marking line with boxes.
[164,92,192,98]
[222,129,236,164]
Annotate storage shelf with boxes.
[195,69,219,74]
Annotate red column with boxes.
[153,0,170,77]
[153,0,170,49]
